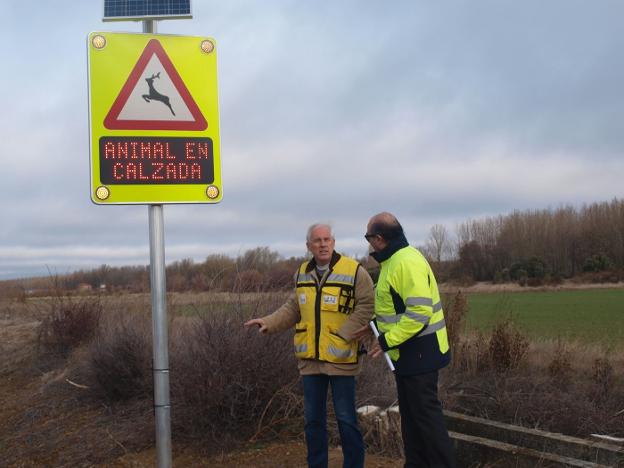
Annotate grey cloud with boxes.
[1,0,623,279]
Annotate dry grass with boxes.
[2,289,623,466]
[36,293,102,360]
[441,334,624,439]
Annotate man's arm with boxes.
[378,260,432,350]
[245,293,300,334]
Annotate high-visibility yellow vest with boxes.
[376,245,450,374]
[293,255,360,364]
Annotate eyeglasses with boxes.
[364,233,377,241]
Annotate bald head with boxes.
[369,212,398,227]
[367,212,404,241]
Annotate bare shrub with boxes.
[547,340,572,385]
[443,290,468,352]
[488,320,529,372]
[451,332,490,374]
[265,261,300,290]
[232,269,265,292]
[444,289,502,375]
[37,292,102,359]
[169,300,301,445]
[445,334,624,439]
[591,356,614,399]
[84,311,152,402]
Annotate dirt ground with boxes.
[0,309,401,467]
[102,442,402,467]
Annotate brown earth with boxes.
[102,441,402,467]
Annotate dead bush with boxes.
[447,311,529,374]
[37,292,102,359]
[169,300,302,445]
[84,311,152,402]
[450,331,491,374]
[443,290,468,352]
[547,341,572,385]
[444,334,624,439]
[488,320,529,372]
[232,269,265,292]
[591,356,614,399]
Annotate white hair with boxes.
[306,223,334,242]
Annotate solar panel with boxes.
[103,0,192,21]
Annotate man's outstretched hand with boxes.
[244,318,268,334]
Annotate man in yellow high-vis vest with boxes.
[358,212,455,468]
[245,223,374,468]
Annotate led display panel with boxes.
[99,137,213,184]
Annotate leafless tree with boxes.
[425,224,451,262]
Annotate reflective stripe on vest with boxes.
[297,273,315,283]
[327,345,353,359]
[377,299,443,327]
[326,273,355,284]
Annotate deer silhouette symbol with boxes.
[142,72,175,116]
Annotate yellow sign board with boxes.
[88,32,221,204]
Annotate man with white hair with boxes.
[245,223,374,468]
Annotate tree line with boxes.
[443,198,624,284]
[4,248,308,297]
[3,198,623,297]
[60,247,309,293]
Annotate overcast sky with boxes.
[0,1,622,280]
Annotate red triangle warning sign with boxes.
[104,39,207,131]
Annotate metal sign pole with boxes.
[92,3,216,464]
[148,204,172,467]
[144,21,172,468]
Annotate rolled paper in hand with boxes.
[369,321,395,371]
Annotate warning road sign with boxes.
[88,32,221,204]
[104,39,207,131]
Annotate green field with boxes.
[464,288,624,346]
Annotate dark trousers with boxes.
[302,374,365,468]
[395,370,455,468]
